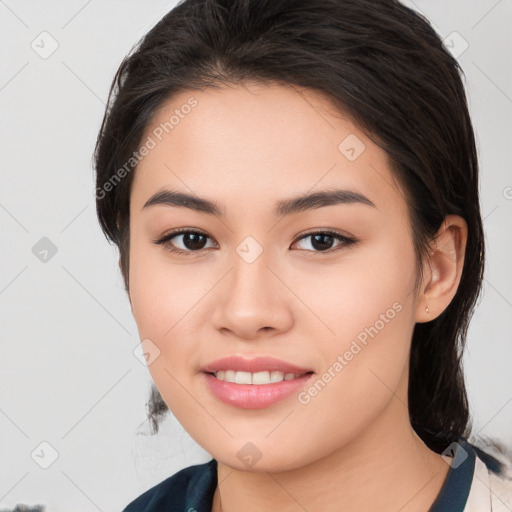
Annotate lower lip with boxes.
[202,372,315,409]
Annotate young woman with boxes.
[93,0,512,510]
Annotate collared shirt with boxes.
[122,438,512,511]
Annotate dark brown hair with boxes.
[94,0,484,453]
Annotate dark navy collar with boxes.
[428,437,476,512]
[123,439,479,511]
[122,458,218,512]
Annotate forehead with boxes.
[131,82,406,219]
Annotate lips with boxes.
[200,355,314,375]
[200,356,316,408]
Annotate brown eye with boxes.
[154,229,216,255]
[292,230,357,254]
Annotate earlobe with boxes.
[416,215,468,323]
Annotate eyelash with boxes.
[153,228,357,257]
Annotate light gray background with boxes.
[1,1,511,510]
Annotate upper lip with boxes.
[200,356,314,375]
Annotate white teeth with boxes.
[253,371,271,385]
[235,371,252,384]
[270,370,284,383]
[213,370,303,384]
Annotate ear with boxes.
[415,215,468,323]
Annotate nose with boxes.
[210,249,294,340]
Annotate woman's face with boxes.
[128,82,424,471]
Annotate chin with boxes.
[211,444,313,474]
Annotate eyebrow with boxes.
[142,187,376,217]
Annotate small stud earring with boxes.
[425,306,429,313]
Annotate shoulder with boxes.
[121,458,217,512]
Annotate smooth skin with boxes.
[127,82,468,512]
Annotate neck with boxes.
[212,395,450,512]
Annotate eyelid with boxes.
[294,227,356,241]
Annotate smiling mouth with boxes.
[207,370,314,385]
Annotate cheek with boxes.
[128,250,202,413]
[128,230,210,337]
[128,233,222,410]
[293,235,418,406]
[293,232,417,347]
[274,248,417,465]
